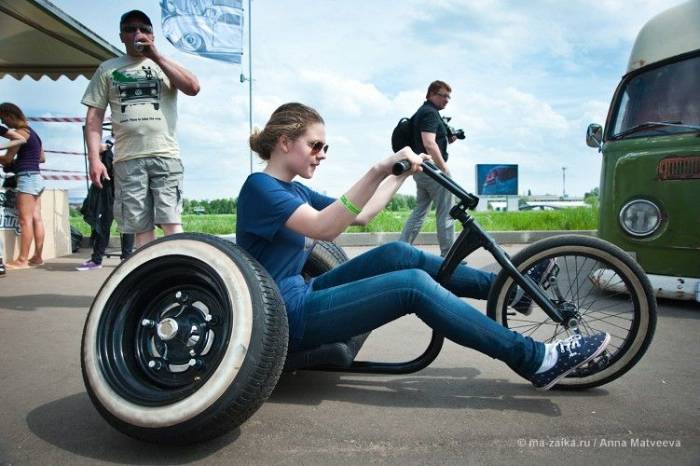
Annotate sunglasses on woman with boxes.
[307,140,329,155]
[121,24,153,34]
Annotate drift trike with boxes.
[81,160,656,444]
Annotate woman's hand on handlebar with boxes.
[380,147,430,177]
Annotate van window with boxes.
[218,13,241,25]
[213,0,242,7]
[610,54,700,138]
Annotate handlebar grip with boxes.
[392,159,412,176]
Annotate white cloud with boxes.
[0,0,688,199]
[296,70,392,117]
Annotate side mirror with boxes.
[586,124,603,150]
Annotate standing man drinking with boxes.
[82,10,200,248]
[399,80,460,256]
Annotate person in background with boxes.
[0,125,27,150]
[77,135,134,271]
[236,102,610,392]
[0,102,45,270]
[399,80,460,256]
[0,124,28,275]
[1,124,27,189]
[82,9,200,249]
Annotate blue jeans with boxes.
[300,241,544,378]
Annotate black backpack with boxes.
[391,117,413,152]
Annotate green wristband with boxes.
[340,194,361,215]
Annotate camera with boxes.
[442,116,466,140]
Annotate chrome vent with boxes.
[658,156,700,180]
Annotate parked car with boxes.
[519,204,562,211]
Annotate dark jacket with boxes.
[80,146,114,237]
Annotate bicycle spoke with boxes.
[497,239,653,389]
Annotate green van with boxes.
[586,0,700,301]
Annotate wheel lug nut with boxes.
[188,358,204,370]
[189,349,196,356]
[141,319,156,328]
[175,291,189,303]
[148,359,163,370]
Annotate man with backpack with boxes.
[398,80,460,256]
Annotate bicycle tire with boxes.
[486,235,656,389]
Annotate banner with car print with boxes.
[160,0,244,64]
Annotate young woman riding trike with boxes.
[81,103,655,444]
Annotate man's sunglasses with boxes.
[121,24,153,34]
[307,140,329,154]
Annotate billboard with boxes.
[476,164,518,195]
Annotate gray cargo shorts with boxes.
[113,157,184,234]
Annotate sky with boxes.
[0,0,688,200]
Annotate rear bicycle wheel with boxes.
[487,235,656,389]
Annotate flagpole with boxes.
[248,0,253,174]
[239,0,253,173]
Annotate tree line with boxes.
[75,189,599,217]
[184,189,599,214]
[183,194,418,214]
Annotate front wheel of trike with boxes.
[80,233,288,444]
[486,235,656,390]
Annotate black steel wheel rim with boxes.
[96,255,234,406]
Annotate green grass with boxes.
[70,214,237,237]
[347,207,598,233]
[70,208,597,236]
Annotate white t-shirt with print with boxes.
[82,55,180,162]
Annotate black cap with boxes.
[120,10,152,26]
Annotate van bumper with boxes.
[645,274,700,302]
[590,269,700,302]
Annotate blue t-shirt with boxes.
[236,172,335,347]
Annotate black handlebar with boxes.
[392,159,412,176]
[393,159,480,210]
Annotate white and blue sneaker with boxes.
[530,332,611,391]
[511,258,558,315]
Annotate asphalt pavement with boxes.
[0,243,698,465]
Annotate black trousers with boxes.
[90,230,134,264]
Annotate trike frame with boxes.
[303,160,575,375]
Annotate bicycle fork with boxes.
[437,215,575,329]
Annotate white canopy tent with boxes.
[0,0,122,81]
